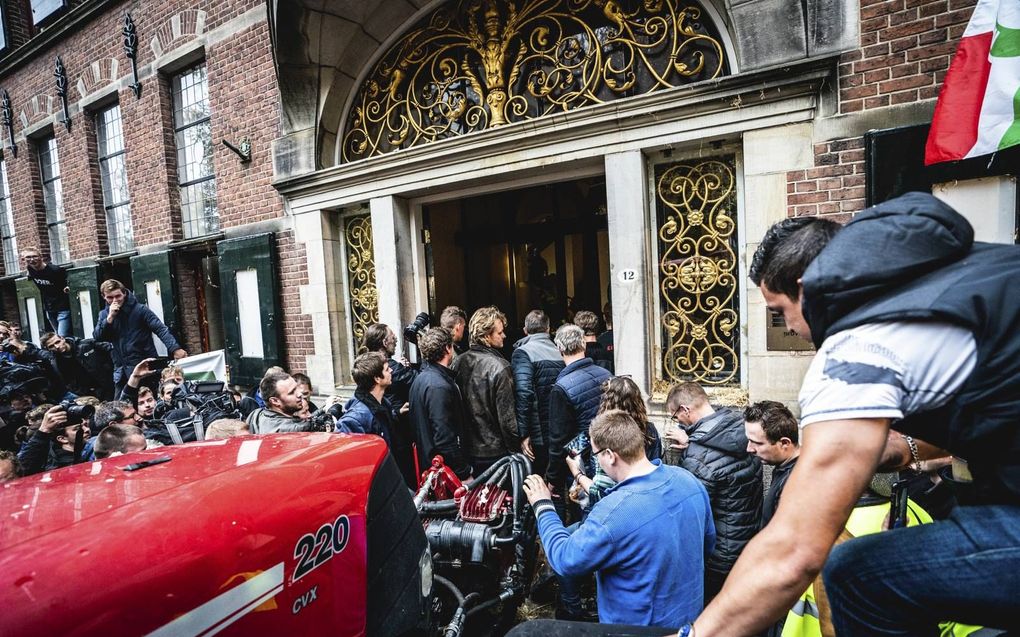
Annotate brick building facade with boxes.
[0,0,311,386]
[267,0,1015,405]
[0,0,1012,400]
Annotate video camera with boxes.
[403,312,431,346]
[0,361,50,403]
[148,380,242,445]
[169,380,239,422]
[308,402,345,432]
[58,399,95,426]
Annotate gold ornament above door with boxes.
[342,0,727,162]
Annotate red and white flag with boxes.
[924,0,1020,165]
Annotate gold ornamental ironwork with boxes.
[342,0,727,162]
[344,214,379,348]
[656,156,738,385]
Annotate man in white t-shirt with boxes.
[679,192,1020,637]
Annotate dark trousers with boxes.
[530,444,549,479]
[703,567,729,608]
[825,504,1020,635]
[507,619,674,636]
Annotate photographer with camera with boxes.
[16,402,94,474]
[41,332,115,401]
[364,321,422,484]
[245,370,323,434]
[0,333,69,402]
[362,322,419,410]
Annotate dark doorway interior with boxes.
[424,177,611,345]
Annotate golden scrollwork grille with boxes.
[655,156,739,385]
[342,0,727,162]
[344,214,379,349]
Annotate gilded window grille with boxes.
[344,214,379,349]
[342,0,727,162]
[655,156,739,386]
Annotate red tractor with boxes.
[0,433,538,636]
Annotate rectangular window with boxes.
[38,135,70,264]
[0,160,18,274]
[172,64,218,239]
[0,4,9,53]
[30,0,67,27]
[96,104,134,254]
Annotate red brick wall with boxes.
[276,230,311,375]
[787,138,866,223]
[206,19,282,231]
[841,0,977,113]
[1,0,279,256]
[789,0,978,219]
[173,253,203,353]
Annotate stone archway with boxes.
[269,0,858,179]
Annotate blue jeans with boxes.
[46,309,71,337]
[824,504,1020,635]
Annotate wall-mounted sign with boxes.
[617,269,638,283]
[765,309,815,352]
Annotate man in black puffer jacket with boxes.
[666,381,761,607]
[41,333,115,400]
[511,310,564,477]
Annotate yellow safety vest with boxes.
[781,501,997,637]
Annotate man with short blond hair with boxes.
[666,381,762,606]
[451,306,520,474]
[523,410,715,627]
[93,424,147,458]
[205,418,250,440]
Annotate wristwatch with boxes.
[677,623,695,637]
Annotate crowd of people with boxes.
[2,190,1018,636]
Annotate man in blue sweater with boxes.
[523,410,716,628]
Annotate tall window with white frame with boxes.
[172,63,218,238]
[96,104,133,254]
[38,135,70,264]
[0,159,18,274]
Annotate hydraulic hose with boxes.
[468,455,514,488]
[465,587,516,618]
[435,574,481,637]
[433,574,464,605]
[418,499,458,515]
[493,455,529,546]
